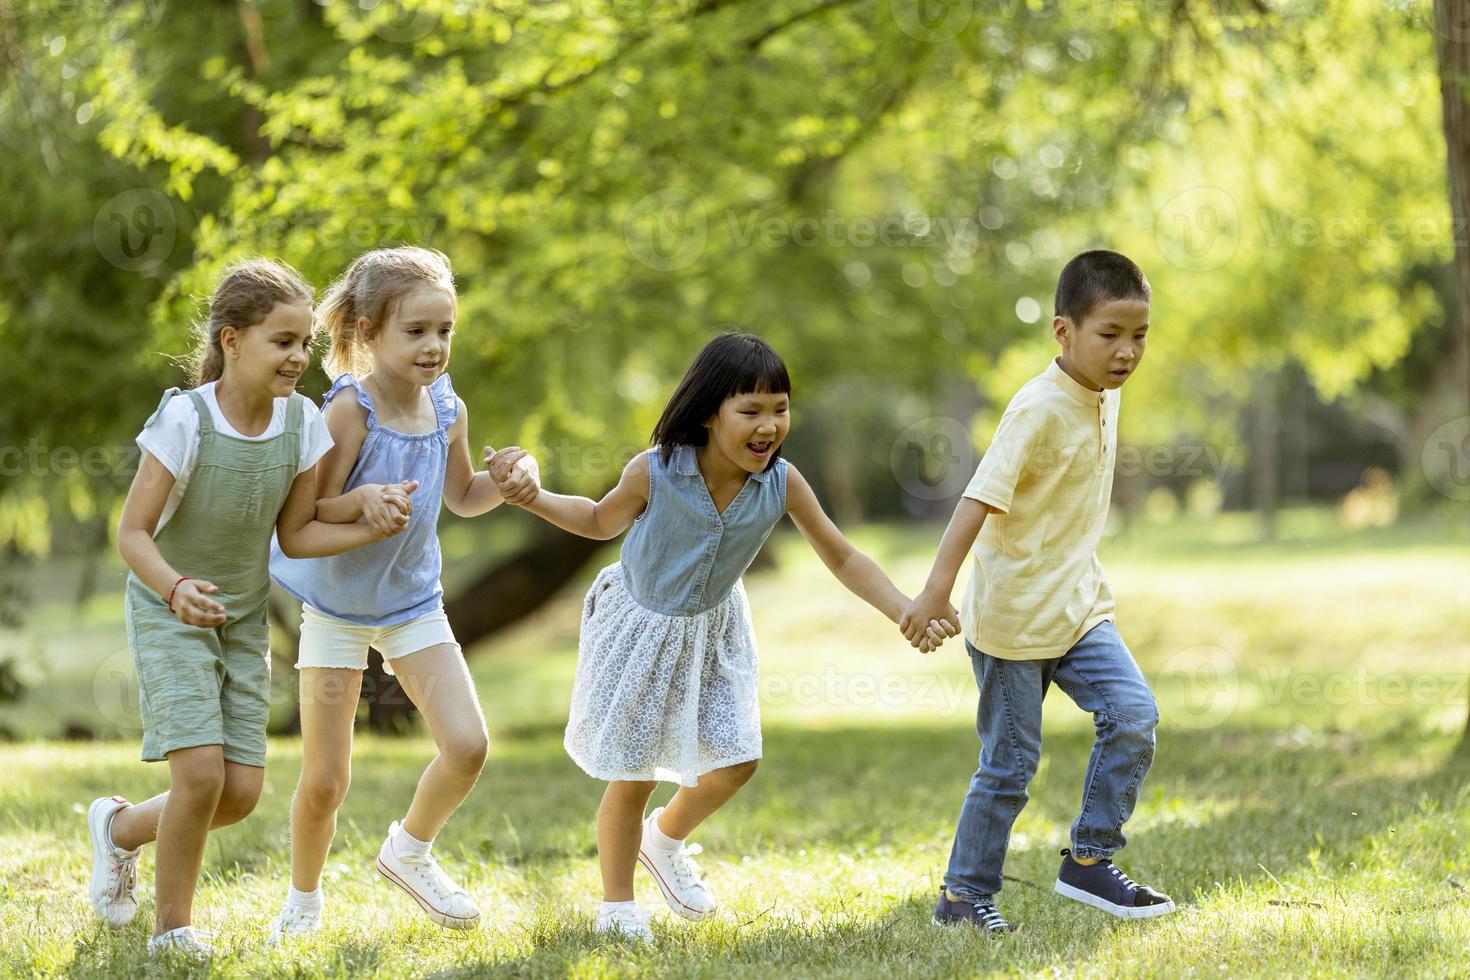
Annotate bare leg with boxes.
[597,780,658,902]
[148,745,225,936]
[110,761,264,852]
[289,668,363,892]
[390,644,489,841]
[657,760,759,840]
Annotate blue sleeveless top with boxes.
[269,373,456,626]
[620,444,789,616]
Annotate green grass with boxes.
[2,513,1469,977]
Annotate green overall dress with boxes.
[124,388,303,766]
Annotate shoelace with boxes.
[1105,863,1139,893]
[405,851,467,904]
[975,904,1009,931]
[108,853,138,904]
[667,842,705,890]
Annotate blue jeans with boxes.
[943,621,1159,901]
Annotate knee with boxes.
[722,759,759,787]
[214,782,262,826]
[172,759,226,805]
[441,727,489,778]
[1111,700,1160,736]
[296,768,351,816]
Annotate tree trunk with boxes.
[1432,0,1470,756]
[1251,373,1281,541]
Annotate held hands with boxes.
[483,445,541,506]
[899,589,963,655]
[361,481,419,539]
[171,579,227,628]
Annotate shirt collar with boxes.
[671,442,775,482]
[1046,357,1106,408]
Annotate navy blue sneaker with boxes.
[1054,848,1175,919]
[932,890,1016,933]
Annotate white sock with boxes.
[392,823,432,858]
[600,900,639,915]
[646,813,683,851]
[287,886,322,910]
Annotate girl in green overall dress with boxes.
[87,260,410,957]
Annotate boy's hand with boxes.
[901,589,963,649]
[484,446,541,506]
[359,482,416,537]
[172,579,227,628]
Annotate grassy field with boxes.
[2,512,1468,977]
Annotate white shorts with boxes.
[296,604,460,675]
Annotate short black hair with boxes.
[1054,250,1150,324]
[651,331,792,469]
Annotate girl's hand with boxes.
[380,480,418,519]
[484,446,541,506]
[360,482,416,537]
[900,591,962,646]
[172,579,227,628]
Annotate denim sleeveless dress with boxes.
[269,373,456,627]
[564,443,789,786]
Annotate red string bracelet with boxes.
[166,576,189,612]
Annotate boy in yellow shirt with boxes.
[902,250,1174,932]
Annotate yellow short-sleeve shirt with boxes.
[960,357,1119,660]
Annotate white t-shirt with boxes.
[135,382,334,534]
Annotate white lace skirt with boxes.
[564,562,762,787]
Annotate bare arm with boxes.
[277,465,393,558]
[899,497,992,643]
[488,448,649,541]
[785,464,959,651]
[443,398,509,519]
[313,395,416,534]
[117,451,227,627]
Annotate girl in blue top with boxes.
[267,247,538,940]
[489,333,958,941]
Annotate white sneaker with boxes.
[374,821,480,930]
[637,807,717,919]
[594,903,654,943]
[147,926,214,958]
[87,796,140,928]
[267,902,321,944]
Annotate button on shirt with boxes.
[960,358,1119,660]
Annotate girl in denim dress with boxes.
[488,332,960,941]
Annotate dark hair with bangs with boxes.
[1054,249,1150,324]
[651,331,792,469]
